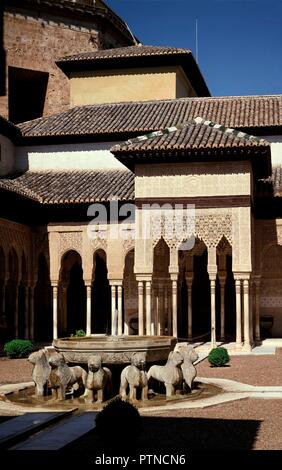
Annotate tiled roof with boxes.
[57,44,210,97]
[58,45,192,62]
[258,165,282,197]
[18,95,282,139]
[111,117,269,154]
[0,169,134,204]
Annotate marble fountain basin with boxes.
[53,335,177,365]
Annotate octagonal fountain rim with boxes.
[52,335,177,365]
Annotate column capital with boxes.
[170,273,178,282]
[109,280,123,286]
[136,275,152,283]
[233,272,251,280]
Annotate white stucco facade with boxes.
[15,142,126,171]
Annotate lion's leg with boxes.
[58,385,65,400]
[141,385,148,401]
[97,389,103,403]
[165,383,174,397]
[51,388,58,399]
[119,377,128,399]
[129,385,137,402]
[86,389,94,403]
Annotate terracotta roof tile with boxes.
[18,95,282,139]
[0,169,134,204]
[111,118,269,154]
[58,45,192,62]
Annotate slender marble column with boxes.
[172,280,178,338]
[138,281,144,335]
[111,285,116,335]
[145,281,152,336]
[219,276,226,341]
[210,278,216,348]
[52,285,58,340]
[255,279,261,341]
[235,279,242,346]
[243,279,251,350]
[86,285,92,336]
[186,276,193,341]
[117,285,123,335]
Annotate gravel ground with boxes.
[196,350,282,386]
[0,357,33,385]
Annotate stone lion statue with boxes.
[28,349,51,397]
[174,343,198,392]
[48,352,87,400]
[85,355,112,403]
[119,352,148,402]
[147,351,183,398]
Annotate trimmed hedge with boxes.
[208,347,230,367]
[4,339,34,358]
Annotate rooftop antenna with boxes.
[195,17,199,64]
[125,21,140,46]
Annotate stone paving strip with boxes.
[0,410,74,448]
[141,377,282,413]
[10,412,97,450]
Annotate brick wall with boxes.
[0,10,127,119]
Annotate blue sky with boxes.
[107,0,282,97]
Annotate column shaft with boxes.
[187,278,193,341]
[255,281,261,341]
[86,285,92,336]
[219,279,226,341]
[53,285,58,340]
[117,285,122,335]
[111,285,117,335]
[235,279,242,346]
[145,281,152,336]
[172,280,178,338]
[243,279,251,349]
[138,281,144,336]
[210,279,216,347]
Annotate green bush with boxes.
[70,329,86,338]
[208,347,230,367]
[4,339,34,358]
[95,397,142,444]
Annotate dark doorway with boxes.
[34,254,52,341]
[192,248,210,336]
[92,250,111,334]
[8,67,48,123]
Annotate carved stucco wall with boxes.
[0,218,32,281]
[134,207,251,274]
[135,161,252,198]
[47,223,135,283]
[255,219,282,336]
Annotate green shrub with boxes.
[70,329,86,338]
[95,397,142,444]
[4,339,34,358]
[208,347,230,367]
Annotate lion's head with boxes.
[88,355,102,372]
